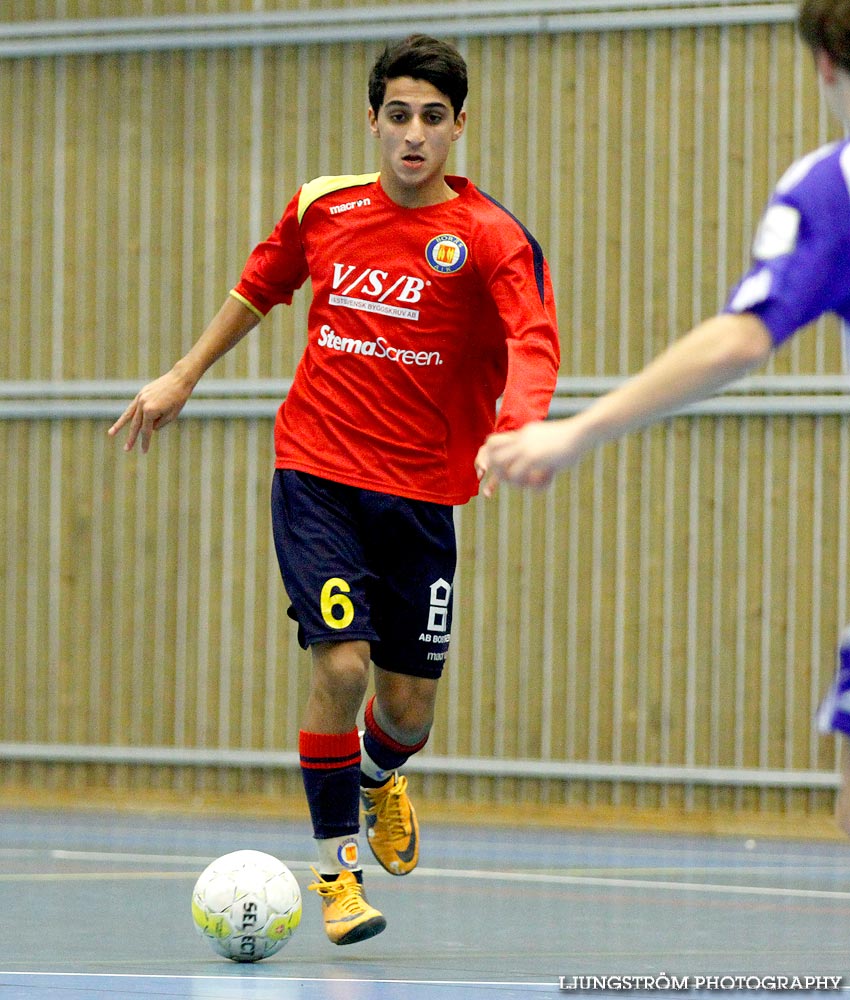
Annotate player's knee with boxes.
[311,641,370,705]
[377,696,434,746]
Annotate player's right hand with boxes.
[108,369,194,454]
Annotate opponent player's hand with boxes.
[479,420,577,496]
[108,369,195,453]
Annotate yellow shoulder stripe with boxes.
[297,173,379,223]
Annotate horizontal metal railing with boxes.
[1,377,848,419]
[0,742,838,789]
[0,2,796,58]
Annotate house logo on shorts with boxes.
[425,234,468,274]
[421,578,452,664]
[426,579,452,632]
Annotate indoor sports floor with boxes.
[0,807,847,999]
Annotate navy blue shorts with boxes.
[271,470,456,679]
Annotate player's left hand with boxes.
[474,444,497,497]
[478,421,566,496]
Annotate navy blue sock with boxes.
[360,696,429,788]
[299,729,361,839]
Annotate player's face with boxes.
[815,50,850,129]
[369,76,466,208]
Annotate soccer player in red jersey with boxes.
[110,35,560,944]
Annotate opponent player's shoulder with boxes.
[752,139,850,261]
[296,173,380,223]
[773,138,850,198]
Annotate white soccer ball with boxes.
[191,849,302,962]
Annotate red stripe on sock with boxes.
[299,729,361,770]
[299,752,361,771]
[364,696,429,755]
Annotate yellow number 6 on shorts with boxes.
[320,577,355,629]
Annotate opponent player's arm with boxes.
[109,295,260,454]
[481,311,773,493]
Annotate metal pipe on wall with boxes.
[2,378,850,419]
[0,2,796,59]
[0,741,838,789]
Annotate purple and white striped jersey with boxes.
[725,138,850,358]
[727,139,850,738]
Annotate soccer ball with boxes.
[191,849,302,962]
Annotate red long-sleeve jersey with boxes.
[232,173,560,505]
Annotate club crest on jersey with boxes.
[425,234,467,274]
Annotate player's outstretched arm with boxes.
[108,296,260,454]
[480,312,773,495]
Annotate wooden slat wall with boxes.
[1,9,846,819]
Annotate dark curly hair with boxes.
[799,0,850,72]
[368,35,468,120]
